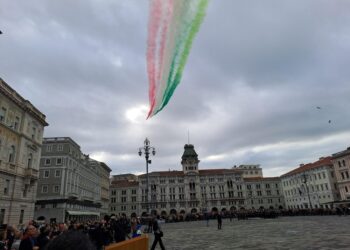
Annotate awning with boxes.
[66,210,100,216]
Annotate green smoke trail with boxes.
[154,0,209,116]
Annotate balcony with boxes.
[24,168,39,180]
[0,162,17,174]
[82,195,94,202]
[68,192,79,199]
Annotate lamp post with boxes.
[138,138,156,216]
[302,173,312,210]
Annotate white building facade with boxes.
[0,78,48,226]
[332,147,350,201]
[110,144,285,217]
[281,157,340,209]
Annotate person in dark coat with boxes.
[217,213,222,230]
[113,219,126,243]
[150,217,165,250]
[36,226,50,250]
[19,225,38,250]
[45,230,95,250]
[88,222,105,250]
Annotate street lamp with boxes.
[302,173,313,210]
[138,138,156,216]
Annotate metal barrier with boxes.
[105,235,149,250]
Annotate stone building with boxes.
[110,144,285,217]
[244,177,284,210]
[34,137,111,222]
[281,157,340,209]
[331,147,350,201]
[0,78,48,226]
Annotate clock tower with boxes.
[181,144,200,174]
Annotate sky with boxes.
[1,0,350,177]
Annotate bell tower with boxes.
[181,144,200,174]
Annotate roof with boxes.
[244,177,280,182]
[181,144,198,159]
[199,169,242,176]
[0,78,49,126]
[281,156,333,178]
[139,171,185,178]
[332,147,350,159]
[110,180,139,188]
[138,168,243,178]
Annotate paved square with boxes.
[147,216,350,250]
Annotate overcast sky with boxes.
[1,0,350,177]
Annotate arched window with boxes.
[27,153,33,168]
[9,145,15,163]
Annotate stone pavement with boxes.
[146,216,350,250]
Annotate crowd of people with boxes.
[0,214,147,250]
[1,207,348,250]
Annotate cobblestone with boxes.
[146,216,350,250]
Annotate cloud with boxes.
[1,0,350,177]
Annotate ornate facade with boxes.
[110,144,285,217]
[0,78,48,226]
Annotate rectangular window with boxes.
[4,179,10,195]
[45,159,51,165]
[47,145,52,152]
[0,107,7,122]
[57,145,63,151]
[44,170,50,178]
[31,127,36,139]
[55,170,61,177]
[0,209,5,224]
[14,116,20,130]
[53,185,60,193]
[42,185,48,193]
[23,186,28,198]
[56,158,62,165]
[19,210,24,224]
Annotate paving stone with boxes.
[146,216,350,250]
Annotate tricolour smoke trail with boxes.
[147,0,209,118]
[147,0,163,113]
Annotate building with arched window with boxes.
[0,78,48,226]
[109,144,285,218]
